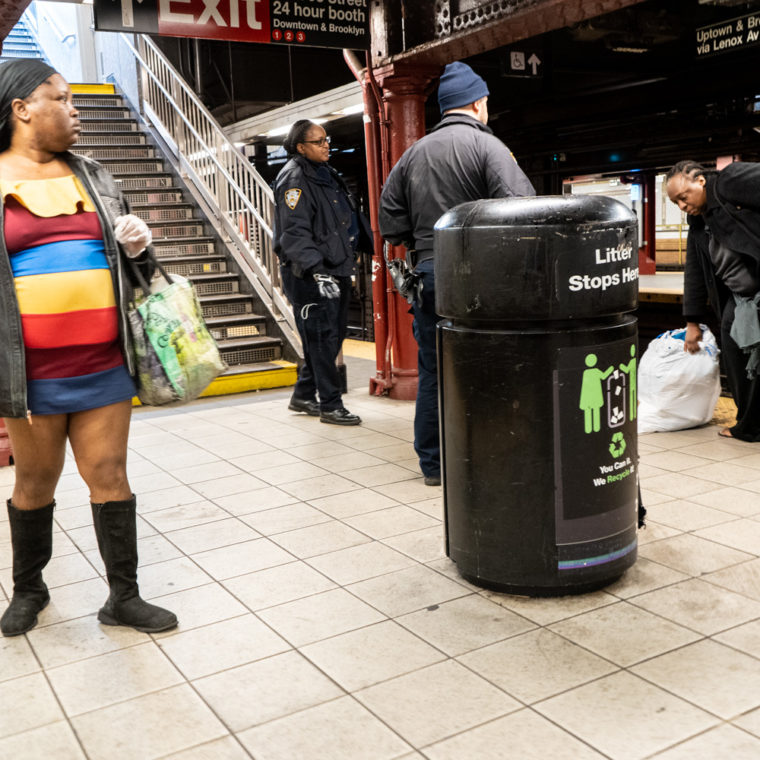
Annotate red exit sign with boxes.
[94,0,370,49]
[158,0,269,42]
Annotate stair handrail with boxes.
[18,9,50,60]
[35,8,76,44]
[118,33,295,335]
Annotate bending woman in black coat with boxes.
[665,160,760,441]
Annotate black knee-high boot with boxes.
[1,499,55,637]
[91,495,177,633]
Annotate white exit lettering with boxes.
[158,0,262,29]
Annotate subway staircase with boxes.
[0,16,45,60]
[69,83,297,400]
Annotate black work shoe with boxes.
[424,475,442,487]
[98,596,178,633]
[320,408,361,426]
[288,397,320,416]
[1,590,50,637]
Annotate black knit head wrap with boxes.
[0,59,58,152]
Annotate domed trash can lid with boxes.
[434,194,639,322]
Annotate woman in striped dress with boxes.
[0,59,176,636]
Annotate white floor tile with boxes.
[72,684,227,760]
[192,650,343,731]
[355,660,520,747]
[0,672,64,738]
[631,639,760,719]
[47,642,183,716]
[238,695,411,760]
[0,721,86,760]
[535,671,718,760]
[301,619,445,690]
[157,614,290,679]
[257,588,386,646]
[424,709,606,759]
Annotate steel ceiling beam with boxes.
[372,0,649,66]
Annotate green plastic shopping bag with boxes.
[127,254,226,404]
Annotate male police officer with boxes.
[379,62,535,485]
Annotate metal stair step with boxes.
[152,238,217,256]
[76,107,131,119]
[132,203,195,222]
[216,335,282,365]
[186,272,239,296]
[117,175,175,189]
[75,101,128,110]
[124,188,185,203]
[198,293,254,318]
[72,96,124,108]
[79,120,139,132]
[219,362,290,376]
[205,313,267,341]
[148,220,206,238]
[77,132,147,146]
[1,51,41,59]
[158,255,227,275]
[94,158,165,173]
[75,146,157,160]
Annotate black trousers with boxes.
[281,266,350,412]
[721,297,760,441]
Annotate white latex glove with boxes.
[114,214,152,258]
[313,273,340,299]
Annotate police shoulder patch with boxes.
[284,188,302,210]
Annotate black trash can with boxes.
[435,195,639,596]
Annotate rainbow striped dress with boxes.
[3,174,136,415]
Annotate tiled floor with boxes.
[1,368,760,759]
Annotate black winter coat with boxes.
[273,155,368,279]
[378,113,535,257]
[683,162,760,322]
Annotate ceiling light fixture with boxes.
[610,45,648,53]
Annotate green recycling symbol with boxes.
[609,432,626,458]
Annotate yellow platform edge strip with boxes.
[70,84,116,95]
[343,338,376,360]
[132,362,297,407]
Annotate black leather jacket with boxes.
[0,152,149,418]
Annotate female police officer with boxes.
[273,119,367,425]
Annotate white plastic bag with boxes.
[637,325,721,433]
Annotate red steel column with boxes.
[344,51,394,396]
[372,62,440,400]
